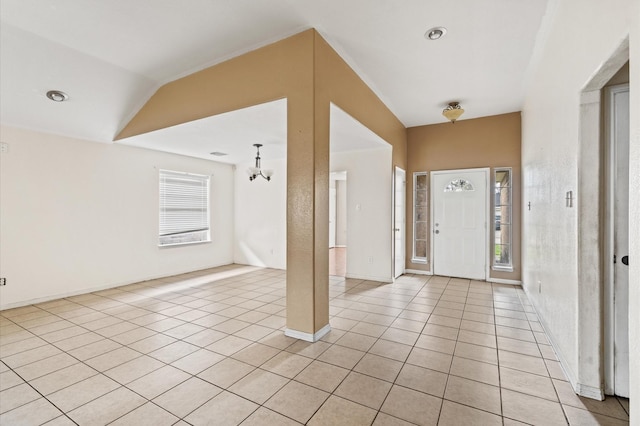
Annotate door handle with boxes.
[434,230,440,234]
[394,228,400,232]
[621,255,629,266]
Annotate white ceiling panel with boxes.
[0,0,549,152]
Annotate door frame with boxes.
[603,83,630,396]
[430,167,490,281]
[393,166,406,279]
[574,39,628,399]
[329,187,337,248]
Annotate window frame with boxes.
[412,171,428,264]
[492,167,513,271]
[158,169,211,247]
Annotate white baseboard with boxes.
[405,269,433,275]
[521,284,606,400]
[345,273,393,283]
[487,278,522,285]
[576,383,605,400]
[0,260,236,311]
[285,324,331,342]
[0,280,131,311]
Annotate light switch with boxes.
[565,191,573,208]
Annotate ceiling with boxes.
[0,0,549,162]
[119,100,389,163]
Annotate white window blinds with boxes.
[159,169,210,246]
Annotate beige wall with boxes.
[406,112,521,281]
[115,29,407,337]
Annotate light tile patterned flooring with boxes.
[0,265,630,425]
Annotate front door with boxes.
[432,169,488,280]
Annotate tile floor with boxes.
[0,265,630,425]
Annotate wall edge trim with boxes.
[285,324,331,342]
[487,278,522,285]
[405,269,433,275]
[345,273,394,282]
[575,383,605,401]
[0,261,234,310]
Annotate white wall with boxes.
[521,0,639,405]
[0,126,235,309]
[331,147,393,282]
[233,158,287,269]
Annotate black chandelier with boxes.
[246,144,273,181]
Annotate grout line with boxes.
[1,267,624,425]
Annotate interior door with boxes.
[432,169,487,280]
[394,167,406,278]
[608,84,630,397]
[329,187,337,248]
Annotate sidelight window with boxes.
[493,168,512,269]
[412,172,428,263]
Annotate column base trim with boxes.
[285,324,331,342]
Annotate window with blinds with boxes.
[159,169,210,247]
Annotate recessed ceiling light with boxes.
[425,27,447,40]
[210,151,228,156]
[46,90,68,102]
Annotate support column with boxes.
[284,95,330,342]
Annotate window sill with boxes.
[158,240,212,248]
[411,258,428,264]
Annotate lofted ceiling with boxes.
[0,0,549,161]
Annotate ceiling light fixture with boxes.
[46,90,68,102]
[442,102,464,123]
[247,144,273,182]
[425,27,447,40]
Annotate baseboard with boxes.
[285,324,331,342]
[521,284,595,399]
[487,278,522,285]
[345,273,393,283]
[405,269,433,275]
[576,383,605,400]
[0,260,236,311]
[0,280,132,311]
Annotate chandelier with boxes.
[442,102,464,123]
[247,144,273,181]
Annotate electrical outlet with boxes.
[0,142,8,154]
[367,256,373,264]
[0,278,6,286]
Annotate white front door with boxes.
[606,84,629,397]
[394,167,406,278]
[329,187,337,248]
[432,169,488,280]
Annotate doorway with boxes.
[329,171,347,276]
[431,168,488,280]
[394,167,406,279]
[604,83,630,397]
